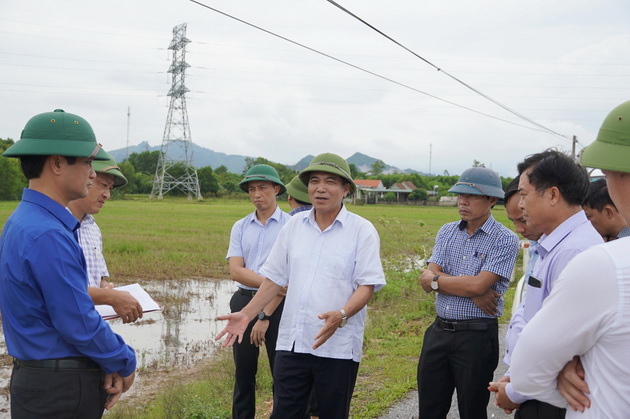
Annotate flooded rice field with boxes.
[0,278,235,414]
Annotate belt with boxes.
[436,317,497,332]
[238,288,257,297]
[14,357,101,370]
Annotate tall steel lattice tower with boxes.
[151,23,202,200]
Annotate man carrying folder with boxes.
[0,109,136,418]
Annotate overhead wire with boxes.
[188,0,562,136]
[324,0,573,142]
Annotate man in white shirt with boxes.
[511,100,630,418]
[67,151,142,323]
[216,153,386,418]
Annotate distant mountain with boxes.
[108,142,425,176]
[109,141,250,174]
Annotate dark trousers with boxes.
[230,289,284,419]
[10,362,107,418]
[516,400,566,419]
[271,350,359,419]
[417,318,499,419]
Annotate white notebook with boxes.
[95,283,161,320]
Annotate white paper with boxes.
[95,283,161,320]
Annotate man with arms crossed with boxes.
[511,101,630,417]
[417,167,519,419]
[217,153,386,418]
[68,151,143,323]
[490,150,602,418]
[0,109,136,418]
[226,164,290,419]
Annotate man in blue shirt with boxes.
[0,109,136,418]
[489,150,602,418]
[225,164,290,419]
[417,166,519,419]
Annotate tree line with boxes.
[0,140,511,201]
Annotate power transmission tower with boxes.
[151,23,202,200]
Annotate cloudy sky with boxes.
[2,0,629,176]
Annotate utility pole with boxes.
[126,106,131,159]
[572,135,577,160]
[151,23,202,200]
[429,143,432,176]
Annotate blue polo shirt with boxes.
[0,188,136,376]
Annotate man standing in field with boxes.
[511,101,630,417]
[489,150,602,418]
[582,178,630,241]
[217,152,386,418]
[68,151,143,323]
[0,109,136,417]
[226,164,290,419]
[417,166,519,419]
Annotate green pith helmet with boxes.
[581,100,630,173]
[285,175,311,204]
[448,167,504,199]
[239,164,286,195]
[3,109,109,160]
[92,151,128,188]
[298,152,356,193]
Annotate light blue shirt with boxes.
[226,205,290,290]
[77,214,109,288]
[0,189,136,376]
[505,210,603,404]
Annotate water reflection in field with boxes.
[0,278,235,413]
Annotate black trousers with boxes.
[516,400,566,419]
[271,350,359,419]
[10,362,107,418]
[417,318,499,419]
[230,289,284,419]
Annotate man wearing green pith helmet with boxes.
[68,151,143,324]
[510,101,630,418]
[217,153,386,418]
[0,109,136,418]
[225,164,290,419]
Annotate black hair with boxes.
[517,149,588,206]
[19,155,77,179]
[504,176,520,204]
[584,178,616,211]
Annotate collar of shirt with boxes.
[537,210,588,259]
[80,213,96,226]
[288,205,312,216]
[617,225,630,239]
[457,213,498,237]
[306,204,348,231]
[23,188,80,234]
[249,205,283,226]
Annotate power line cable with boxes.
[324,0,572,141]
[189,0,560,136]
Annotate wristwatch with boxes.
[431,274,440,291]
[339,309,348,328]
[258,311,271,321]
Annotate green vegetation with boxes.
[0,198,521,418]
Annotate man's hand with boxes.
[558,356,590,412]
[419,268,436,293]
[216,312,251,347]
[488,376,519,414]
[250,319,269,347]
[103,371,135,410]
[472,289,500,316]
[313,310,343,349]
[100,278,115,289]
[110,290,143,323]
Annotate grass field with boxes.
[0,196,521,418]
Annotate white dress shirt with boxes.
[77,214,108,288]
[511,238,630,417]
[259,205,386,362]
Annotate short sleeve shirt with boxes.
[77,214,109,288]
